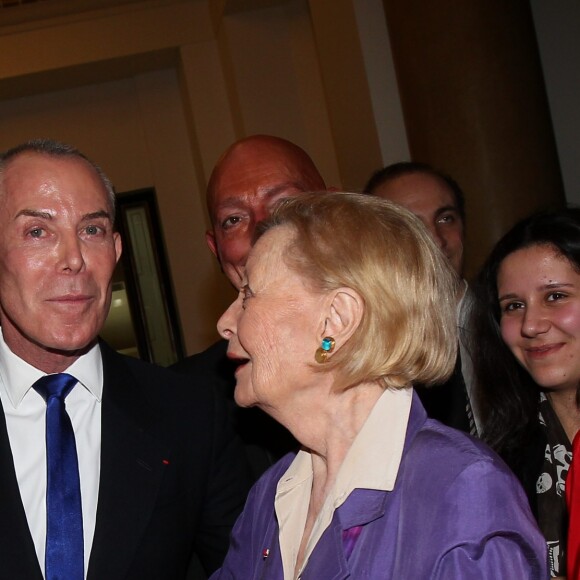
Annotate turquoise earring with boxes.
[315,336,335,364]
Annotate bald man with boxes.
[172,135,327,478]
[205,135,326,290]
[364,162,479,434]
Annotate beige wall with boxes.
[0,0,385,355]
[5,0,566,355]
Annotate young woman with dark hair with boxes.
[472,207,580,579]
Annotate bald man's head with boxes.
[206,135,325,288]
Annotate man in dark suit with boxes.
[0,139,251,579]
[364,161,479,434]
[172,135,327,478]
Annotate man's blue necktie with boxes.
[33,373,84,580]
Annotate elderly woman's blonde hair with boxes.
[257,191,458,391]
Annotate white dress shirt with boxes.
[0,328,102,578]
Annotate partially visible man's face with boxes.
[372,172,464,276]
[0,153,122,370]
[206,138,325,289]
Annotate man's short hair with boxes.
[0,138,116,220]
[363,161,466,223]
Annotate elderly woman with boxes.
[472,208,580,578]
[212,192,547,579]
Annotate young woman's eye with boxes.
[502,301,524,313]
[547,292,566,302]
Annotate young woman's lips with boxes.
[525,343,564,360]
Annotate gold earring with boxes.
[315,336,335,364]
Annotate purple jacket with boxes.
[211,393,548,579]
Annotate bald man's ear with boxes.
[206,230,218,258]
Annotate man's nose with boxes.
[425,221,446,250]
[57,233,85,273]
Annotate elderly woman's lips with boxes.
[227,353,250,372]
[234,363,247,376]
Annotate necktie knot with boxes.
[33,373,77,402]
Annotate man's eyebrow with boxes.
[214,197,247,211]
[434,205,459,217]
[15,209,53,220]
[215,182,305,211]
[262,182,306,197]
[15,209,112,221]
[81,210,112,221]
[261,182,309,201]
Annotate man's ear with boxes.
[206,230,218,259]
[319,287,364,349]
[113,232,123,264]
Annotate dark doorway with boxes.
[101,188,184,366]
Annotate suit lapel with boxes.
[0,400,44,579]
[87,345,169,580]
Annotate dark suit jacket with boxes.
[415,351,472,433]
[0,341,252,580]
[171,340,297,481]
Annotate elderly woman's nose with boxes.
[217,296,241,339]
